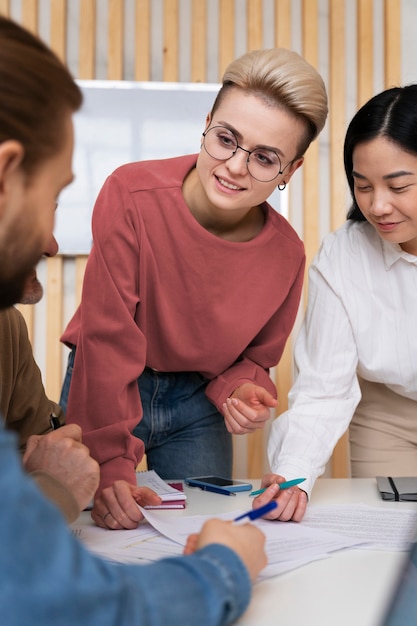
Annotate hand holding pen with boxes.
[183,509,272,582]
[22,423,99,514]
[252,474,309,523]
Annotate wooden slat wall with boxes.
[271,0,292,469]
[219,0,235,74]
[191,0,206,82]
[5,0,403,478]
[327,0,348,478]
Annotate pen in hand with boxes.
[49,414,62,430]
[249,478,306,497]
[233,501,278,525]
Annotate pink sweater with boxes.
[62,154,305,492]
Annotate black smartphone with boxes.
[185,475,252,492]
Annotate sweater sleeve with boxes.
[205,253,305,410]
[64,173,145,493]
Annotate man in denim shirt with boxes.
[0,16,266,626]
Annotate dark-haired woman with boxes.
[260,85,417,522]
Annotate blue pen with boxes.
[233,501,278,524]
[249,477,306,496]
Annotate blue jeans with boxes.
[60,349,232,479]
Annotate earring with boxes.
[278,181,287,191]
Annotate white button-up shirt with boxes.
[268,220,417,495]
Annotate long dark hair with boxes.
[344,85,417,221]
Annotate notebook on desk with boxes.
[136,469,187,509]
[381,538,417,625]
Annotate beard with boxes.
[19,271,44,305]
[0,264,33,309]
[0,223,43,310]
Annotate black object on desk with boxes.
[186,483,236,496]
[376,476,417,502]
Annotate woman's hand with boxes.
[222,383,278,434]
[253,473,308,522]
[92,480,162,529]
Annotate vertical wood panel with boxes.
[135,0,151,80]
[384,0,401,88]
[218,0,235,79]
[274,0,293,420]
[248,429,265,477]
[191,0,206,82]
[328,1,350,478]
[329,1,346,233]
[45,256,64,400]
[21,0,38,33]
[357,0,374,107]
[50,0,67,61]
[247,0,263,51]
[108,0,124,79]
[274,0,291,49]
[301,0,320,273]
[163,0,179,81]
[79,0,96,79]
[0,1,10,16]
[245,0,269,476]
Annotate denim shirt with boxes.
[0,423,251,625]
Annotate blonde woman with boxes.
[60,47,328,529]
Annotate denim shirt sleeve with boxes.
[0,424,251,626]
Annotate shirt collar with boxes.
[381,238,417,269]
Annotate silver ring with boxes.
[103,512,111,522]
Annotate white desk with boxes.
[239,478,415,626]
[77,479,417,626]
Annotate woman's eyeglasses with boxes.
[202,125,286,182]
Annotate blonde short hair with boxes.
[212,48,328,157]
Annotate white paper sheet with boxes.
[137,507,365,580]
[72,503,417,581]
[302,504,417,551]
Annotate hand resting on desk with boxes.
[183,518,267,582]
[254,473,308,522]
[92,480,162,529]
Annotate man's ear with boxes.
[0,140,25,195]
